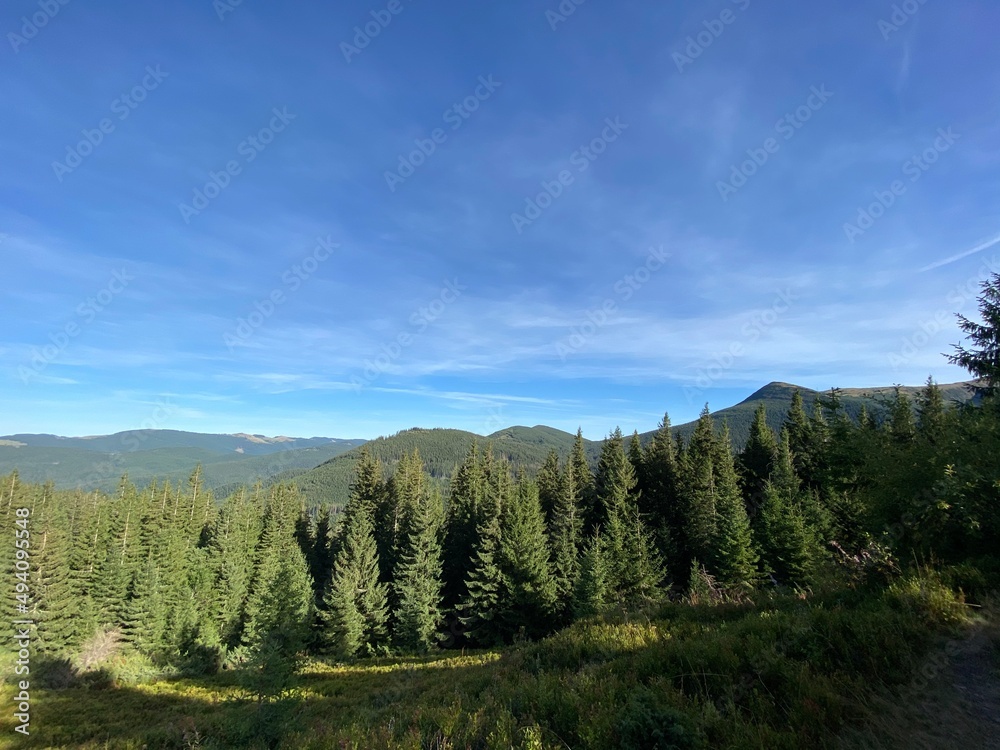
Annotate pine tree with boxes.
[241,539,314,696]
[321,489,389,658]
[460,510,505,646]
[442,442,486,608]
[887,387,917,445]
[757,481,815,588]
[548,458,583,615]
[738,404,777,518]
[594,427,635,531]
[642,413,679,560]
[573,533,608,619]
[709,426,758,592]
[948,271,1000,396]
[208,487,262,649]
[536,449,562,525]
[916,376,947,443]
[679,407,718,576]
[571,429,596,533]
[499,477,557,638]
[393,484,444,653]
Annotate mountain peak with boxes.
[740,381,816,404]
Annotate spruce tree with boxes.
[460,511,505,646]
[571,429,596,532]
[948,271,1000,395]
[393,484,444,653]
[757,481,815,588]
[627,431,646,493]
[573,533,608,619]
[887,387,917,445]
[709,426,758,592]
[785,390,818,486]
[738,404,777,518]
[309,505,335,602]
[321,493,388,659]
[499,477,557,638]
[594,429,662,603]
[536,449,562,526]
[679,407,718,576]
[33,504,92,654]
[442,442,486,608]
[548,458,583,615]
[241,540,314,696]
[208,487,262,650]
[594,427,635,531]
[642,413,679,560]
[916,376,947,443]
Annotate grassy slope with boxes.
[0,574,982,749]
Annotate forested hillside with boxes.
[283,425,603,509]
[280,380,978,509]
[0,436,365,494]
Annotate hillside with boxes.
[289,380,978,508]
[2,380,977,505]
[283,425,603,508]
[653,380,978,449]
[0,432,365,493]
[0,429,347,456]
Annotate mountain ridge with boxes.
[1,379,978,504]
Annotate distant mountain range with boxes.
[1,380,978,505]
[0,429,365,493]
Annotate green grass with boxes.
[0,572,981,749]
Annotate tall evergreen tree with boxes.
[887,387,916,445]
[573,533,609,619]
[393,484,444,653]
[948,271,1000,396]
[594,427,635,531]
[322,509,388,658]
[627,431,646,493]
[460,510,505,647]
[709,426,758,592]
[785,390,819,487]
[571,429,596,533]
[241,537,313,696]
[679,407,718,576]
[321,460,389,658]
[548,458,583,615]
[916,376,947,443]
[642,413,679,558]
[208,487,262,649]
[738,404,777,518]
[442,442,486,608]
[536,449,562,525]
[757,480,815,588]
[499,477,557,639]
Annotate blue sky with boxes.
[2,0,999,440]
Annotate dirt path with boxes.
[838,618,1000,750]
